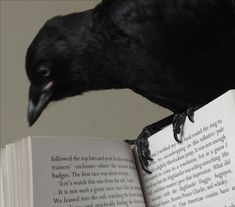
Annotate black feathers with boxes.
[26,0,235,125]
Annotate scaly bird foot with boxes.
[173,107,198,143]
[124,115,174,174]
[124,127,153,174]
[124,106,200,173]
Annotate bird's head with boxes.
[25,12,94,126]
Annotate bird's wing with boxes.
[95,0,233,50]
[95,0,168,49]
[94,0,204,49]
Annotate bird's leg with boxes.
[173,106,201,143]
[125,106,201,173]
[124,115,174,174]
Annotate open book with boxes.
[1,90,235,207]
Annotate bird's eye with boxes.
[38,66,51,77]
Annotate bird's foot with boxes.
[173,107,195,143]
[124,127,154,174]
[124,115,174,174]
[124,107,199,173]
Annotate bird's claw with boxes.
[186,107,195,123]
[173,113,186,143]
[124,107,198,173]
[124,127,153,174]
[173,107,195,143]
[124,139,137,145]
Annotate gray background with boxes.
[0,0,171,147]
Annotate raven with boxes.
[26,0,235,173]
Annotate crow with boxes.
[25,0,235,173]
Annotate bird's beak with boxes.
[27,81,53,126]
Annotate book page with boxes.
[21,137,32,207]
[144,90,235,207]
[1,146,11,207]
[1,148,6,207]
[1,137,33,207]
[29,136,145,207]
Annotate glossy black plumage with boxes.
[26,0,235,171]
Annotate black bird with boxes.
[26,0,235,173]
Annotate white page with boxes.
[6,144,14,207]
[144,90,235,207]
[20,138,31,207]
[13,141,21,207]
[1,137,37,207]
[29,136,145,207]
[16,140,23,207]
[11,143,20,207]
[27,137,33,207]
[1,149,6,207]
[1,147,10,207]
[1,165,4,207]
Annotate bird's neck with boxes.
[70,9,145,93]
[84,21,137,92]
[85,53,131,92]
